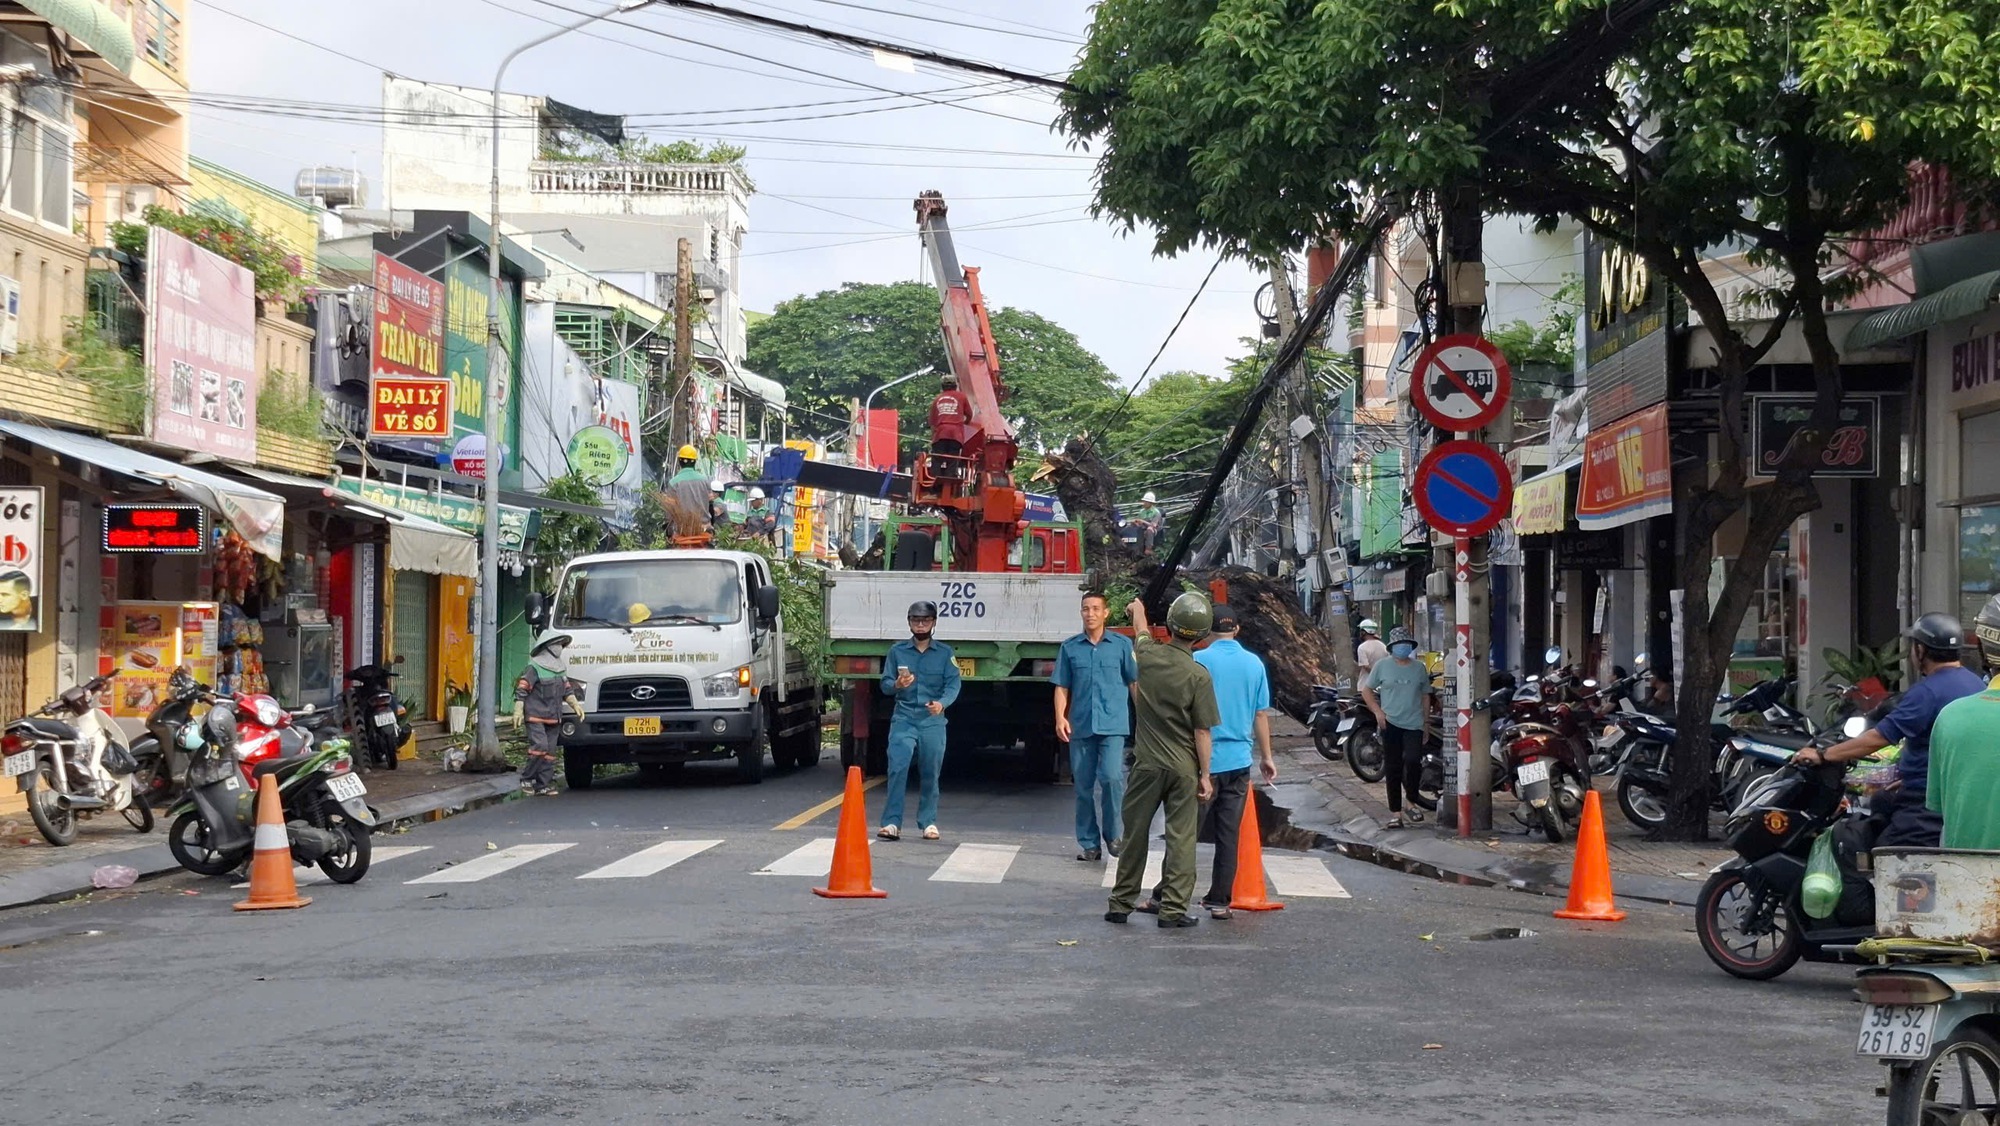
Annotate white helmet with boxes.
[1359,618,1380,633]
[1141,491,1157,503]
[710,480,726,493]
[749,487,766,500]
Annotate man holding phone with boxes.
[878,601,961,841]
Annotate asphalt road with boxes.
[3,757,1885,1126]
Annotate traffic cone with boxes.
[234,773,311,912]
[814,765,887,899]
[1228,784,1285,912]
[1553,789,1626,922]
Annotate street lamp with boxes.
[475,0,656,767]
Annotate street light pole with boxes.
[475,0,656,768]
[857,366,933,552]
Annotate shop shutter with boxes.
[391,571,433,720]
[0,456,26,719]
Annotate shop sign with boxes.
[1555,529,1626,571]
[370,253,445,382]
[0,486,44,632]
[333,478,532,549]
[1582,230,1671,428]
[1513,467,1568,536]
[145,228,259,461]
[444,257,516,460]
[1750,394,1880,478]
[1948,329,2000,409]
[1382,567,1409,595]
[1351,568,1388,601]
[1578,404,1672,531]
[565,425,629,486]
[102,601,218,718]
[452,433,488,479]
[103,504,208,554]
[370,376,453,439]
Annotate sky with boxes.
[184,0,1269,387]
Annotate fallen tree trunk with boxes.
[1135,562,1337,724]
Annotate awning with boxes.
[1513,458,1579,536]
[729,367,788,410]
[1846,269,2000,352]
[233,466,477,578]
[1577,405,1672,531]
[15,0,136,74]
[0,420,282,557]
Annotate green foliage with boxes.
[538,131,750,185]
[711,523,829,683]
[110,205,305,302]
[1485,275,1580,374]
[745,281,1119,453]
[256,369,326,441]
[531,474,610,581]
[1814,638,1907,724]
[17,318,147,431]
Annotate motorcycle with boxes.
[1694,716,1875,980]
[128,667,214,807]
[1308,683,1387,781]
[164,690,374,883]
[1858,957,2000,1125]
[346,657,409,770]
[2,672,152,846]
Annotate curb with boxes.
[1263,776,1706,908]
[0,773,525,913]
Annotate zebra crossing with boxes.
[314,834,1361,899]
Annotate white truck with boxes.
[526,549,822,787]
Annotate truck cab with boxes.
[529,549,822,788]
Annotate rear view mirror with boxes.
[1633,652,1648,668]
[1544,646,1563,668]
[754,584,781,623]
[525,592,548,629]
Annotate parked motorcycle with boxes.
[1694,717,1874,980]
[128,666,214,807]
[2,672,152,846]
[165,692,374,883]
[1308,683,1388,781]
[346,657,409,770]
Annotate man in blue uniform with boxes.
[878,600,961,841]
[1053,592,1139,862]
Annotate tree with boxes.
[1060,0,2000,838]
[746,281,1119,457]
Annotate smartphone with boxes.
[897,665,910,676]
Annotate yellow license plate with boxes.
[954,658,975,678]
[624,716,662,737]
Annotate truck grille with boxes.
[598,675,693,711]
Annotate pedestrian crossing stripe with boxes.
[1102,847,1165,889]
[406,842,574,884]
[929,842,1018,883]
[757,837,841,876]
[577,839,723,879]
[230,845,431,889]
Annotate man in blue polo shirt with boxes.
[1053,592,1139,861]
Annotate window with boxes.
[0,36,75,230]
[1961,408,2000,499]
[555,558,744,628]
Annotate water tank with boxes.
[294,166,367,210]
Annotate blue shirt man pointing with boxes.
[1053,592,1138,862]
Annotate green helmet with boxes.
[1166,592,1212,641]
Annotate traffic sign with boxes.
[1411,334,1512,432]
[1413,440,1514,538]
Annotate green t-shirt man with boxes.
[1925,685,2000,849]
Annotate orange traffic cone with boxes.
[234,773,311,912]
[814,765,887,899]
[1553,789,1626,922]
[1228,784,1285,912]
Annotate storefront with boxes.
[1902,293,2000,628]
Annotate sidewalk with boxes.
[0,747,526,911]
[1263,715,1730,907]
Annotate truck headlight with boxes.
[704,666,751,698]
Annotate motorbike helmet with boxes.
[1358,618,1380,634]
[1166,592,1212,641]
[1975,594,2000,673]
[1907,612,1967,659]
[906,601,938,620]
[203,701,238,754]
[176,718,205,751]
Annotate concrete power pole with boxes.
[1269,261,1304,575]
[1442,186,1494,833]
[669,237,694,449]
[1269,261,1356,683]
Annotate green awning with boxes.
[1846,269,2000,352]
[20,0,136,74]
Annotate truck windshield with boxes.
[555,559,744,628]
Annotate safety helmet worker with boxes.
[1907,612,1967,655]
[676,443,699,462]
[1165,592,1212,642]
[1974,595,2000,673]
[1141,491,1157,504]
[710,480,726,494]
[749,487,766,500]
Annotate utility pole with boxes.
[1269,261,1304,575]
[670,237,694,450]
[1271,260,1354,681]
[1443,185,1493,834]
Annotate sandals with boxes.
[1385,816,1405,829]
[922,825,940,840]
[1207,904,1234,920]
[877,825,900,840]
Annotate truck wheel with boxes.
[736,735,767,784]
[563,748,595,790]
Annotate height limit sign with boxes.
[1411,334,1512,433]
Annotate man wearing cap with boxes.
[1106,594,1219,930]
[1355,619,1388,680]
[878,601,961,841]
[1926,596,2000,849]
[1362,626,1435,828]
[1132,492,1166,555]
[1053,591,1139,862]
[1798,612,1986,847]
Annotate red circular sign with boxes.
[1412,440,1513,538]
[1410,334,1513,432]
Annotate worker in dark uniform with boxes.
[513,630,583,795]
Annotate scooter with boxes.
[345,657,408,770]
[1,672,151,846]
[165,696,374,883]
[128,666,213,807]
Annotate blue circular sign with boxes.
[1413,441,1513,537]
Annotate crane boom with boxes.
[915,191,1014,449]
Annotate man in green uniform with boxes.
[1105,593,1219,929]
[1926,595,2000,849]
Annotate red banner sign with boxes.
[370,377,453,439]
[1577,404,1672,531]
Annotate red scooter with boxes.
[229,691,330,783]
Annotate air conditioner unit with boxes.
[0,275,20,356]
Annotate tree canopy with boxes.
[745,281,1120,454]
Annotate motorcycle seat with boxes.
[1738,729,1813,751]
[252,755,312,779]
[9,717,76,741]
[292,711,332,731]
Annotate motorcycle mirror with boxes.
[1543,645,1563,668]
[1843,716,1868,739]
[300,703,316,714]
[1633,652,1647,668]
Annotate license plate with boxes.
[325,772,367,802]
[1857,1004,1938,1059]
[2,748,33,776]
[625,716,662,737]
[1337,717,1356,733]
[1516,759,1551,786]
[371,712,397,728]
[954,658,975,678]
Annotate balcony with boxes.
[529,162,750,209]
[112,0,181,74]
